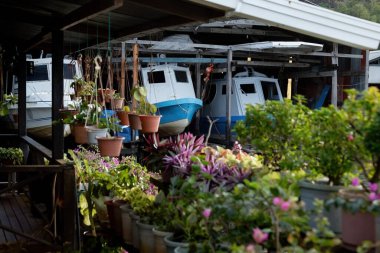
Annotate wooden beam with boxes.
[0,9,55,26]
[23,0,123,52]
[127,0,224,21]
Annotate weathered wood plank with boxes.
[0,195,17,242]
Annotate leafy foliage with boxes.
[0,147,23,165]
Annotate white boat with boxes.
[10,56,80,130]
[140,64,203,136]
[201,68,284,135]
[369,50,380,87]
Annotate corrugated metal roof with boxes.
[190,0,380,50]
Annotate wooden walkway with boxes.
[0,192,55,252]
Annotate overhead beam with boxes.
[128,0,224,21]
[23,0,123,52]
[0,9,55,26]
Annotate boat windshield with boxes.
[148,71,165,83]
[27,65,48,81]
[261,81,280,100]
[174,70,188,83]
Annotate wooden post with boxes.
[132,43,139,111]
[52,30,64,160]
[120,42,126,98]
[18,52,27,136]
[331,43,338,107]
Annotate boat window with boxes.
[64,63,76,79]
[27,65,48,81]
[222,85,233,95]
[240,84,256,94]
[148,71,165,83]
[203,84,216,105]
[174,70,188,83]
[261,81,280,100]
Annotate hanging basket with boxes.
[128,113,142,130]
[98,88,115,104]
[139,115,161,133]
[112,98,125,110]
[96,136,125,157]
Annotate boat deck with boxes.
[0,192,55,252]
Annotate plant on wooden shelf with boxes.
[0,147,23,165]
[0,93,18,117]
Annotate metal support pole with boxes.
[195,53,201,134]
[226,48,233,147]
[364,49,369,90]
[331,43,338,107]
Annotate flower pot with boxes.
[86,126,108,145]
[104,199,126,237]
[96,136,124,157]
[299,180,342,234]
[164,235,189,253]
[59,108,78,120]
[73,124,88,144]
[137,221,155,253]
[120,204,133,244]
[339,189,380,252]
[112,98,125,110]
[128,113,142,130]
[139,115,161,133]
[130,212,140,250]
[153,227,173,253]
[117,111,130,126]
[98,88,115,103]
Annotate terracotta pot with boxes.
[73,124,88,144]
[98,88,115,103]
[117,111,130,126]
[139,115,161,133]
[96,136,124,157]
[112,98,125,110]
[128,113,142,130]
[339,189,380,252]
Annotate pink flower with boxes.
[280,201,291,211]
[369,192,377,201]
[369,183,378,192]
[253,227,269,244]
[202,208,212,219]
[245,244,255,253]
[351,177,360,187]
[273,197,283,206]
[347,134,354,141]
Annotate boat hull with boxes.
[155,98,202,136]
[200,115,246,136]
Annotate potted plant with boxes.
[132,86,161,133]
[0,93,18,117]
[234,96,311,171]
[299,104,356,234]
[112,93,125,110]
[116,105,131,126]
[0,147,23,165]
[70,75,95,102]
[328,87,380,250]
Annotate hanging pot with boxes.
[112,98,125,110]
[86,126,108,145]
[139,115,161,133]
[96,136,124,157]
[117,111,130,126]
[73,124,88,144]
[128,113,142,130]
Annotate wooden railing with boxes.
[0,134,79,251]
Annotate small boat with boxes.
[201,68,284,135]
[9,55,80,134]
[140,64,202,136]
